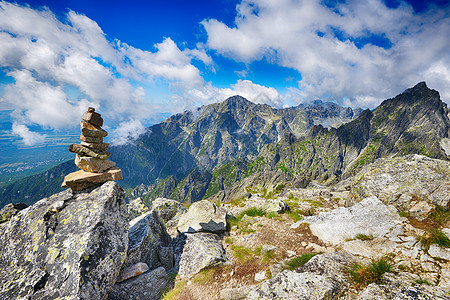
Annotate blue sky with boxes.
[0,0,449,145]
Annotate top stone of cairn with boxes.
[82,107,103,127]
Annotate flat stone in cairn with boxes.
[81,141,109,151]
[80,134,103,144]
[62,167,123,191]
[69,144,110,160]
[81,121,108,138]
[75,154,116,173]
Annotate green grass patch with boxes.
[192,267,220,285]
[429,205,450,226]
[228,197,245,207]
[283,253,318,270]
[347,257,393,289]
[419,229,450,250]
[225,237,234,244]
[231,245,257,264]
[286,209,304,222]
[261,250,276,263]
[355,234,374,241]
[414,279,433,285]
[399,211,410,218]
[303,199,323,208]
[161,280,186,300]
[239,207,266,218]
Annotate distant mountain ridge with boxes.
[111,95,361,188]
[1,82,448,207]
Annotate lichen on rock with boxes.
[0,181,129,300]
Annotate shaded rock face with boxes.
[0,181,129,300]
[124,210,172,270]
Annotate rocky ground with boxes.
[0,154,449,299]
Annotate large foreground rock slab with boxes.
[294,196,402,245]
[0,181,129,300]
[177,200,226,233]
[178,232,227,278]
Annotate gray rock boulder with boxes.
[0,181,128,300]
[349,155,450,209]
[108,267,173,300]
[123,210,172,270]
[262,198,290,213]
[177,200,226,234]
[178,232,227,278]
[293,196,402,245]
[247,252,357,300]
[246,271,342,300]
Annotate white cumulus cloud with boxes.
[0,2,210,145]
[202,0,450,106]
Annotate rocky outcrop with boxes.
[0,181,129,300]
[127,197,151,220]
[348,154,450,210]
[0,202,27,223]
[178,232,227,278]
[293,196,402,245]
[177,200,226,234]
[246,252,357,299]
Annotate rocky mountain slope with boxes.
[1,153,448,299]
[206,82,450,203]
[112,95,360,187]
[0,97,360,208]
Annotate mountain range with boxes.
[1,82,449,208]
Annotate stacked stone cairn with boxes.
[62,107,122,191]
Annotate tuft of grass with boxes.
[282,253,318,270]
[261,249,276,263]
[429,205,450,226]
[355,234,374,241]
[414,279,433,286]
[419,229,450,250]
[192,267,220,285]
[347,257,393,289]
[286,209,303,222]
[239,207,266,218]
[161,280,186,300]
[231,245,256,264]
[275,184,286,193]
[225,237,234,244]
